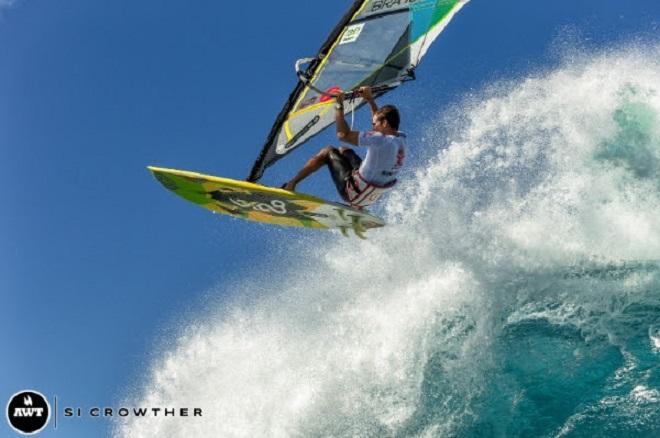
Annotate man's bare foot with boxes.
[283,181,296,191]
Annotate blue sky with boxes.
[2,1,659,436]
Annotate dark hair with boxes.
[376,105,400,130]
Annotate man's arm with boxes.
[335,92,359,146]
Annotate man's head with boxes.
[372,105,400,134]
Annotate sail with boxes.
[248,0,470,182]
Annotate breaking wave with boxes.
[115,43,660,437]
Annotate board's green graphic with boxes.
[148,167,385,237]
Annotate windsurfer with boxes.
[283,86,406,209]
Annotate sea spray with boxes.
[115,44,660,437]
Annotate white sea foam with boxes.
[115,43,660,437]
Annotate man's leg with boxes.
[284,146,336,191]
[339,147,362,169]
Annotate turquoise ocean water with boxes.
[116,44,660,437]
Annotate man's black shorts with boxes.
[327,148,362,201]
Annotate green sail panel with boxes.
[248,0,470,182]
